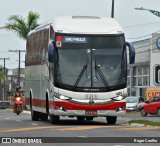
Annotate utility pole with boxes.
[0,57,10,100]
[111,0,115,18]
[9,50,25,87]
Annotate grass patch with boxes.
[129,120,160,127]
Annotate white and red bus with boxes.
[25,16,135,124]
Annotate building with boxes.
[0,68,25,100]
[128,33,160,98]
[9,68,25,94]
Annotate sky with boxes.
[0,0,160,70]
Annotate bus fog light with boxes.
[116,107,123,112]
[59,106,66,112]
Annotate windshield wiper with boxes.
[74,65,87,88]
[95,65,110,90]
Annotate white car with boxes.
[126,96,144,111]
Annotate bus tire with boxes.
[106,116,117,125]
[30,100,39,121]
[77,116,85,121]
[40,113,48,121]
[86,117,94,121]
[50,115,60,124]
[31,110,39,121]
[46,93,49,115]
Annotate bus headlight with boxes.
[59,95,71,100]
[54,93,72,100]
[111,95,125,101]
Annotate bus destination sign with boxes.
[63,36,87,43]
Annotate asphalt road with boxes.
[0,109,160,146]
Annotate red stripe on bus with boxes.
[26,98,53,109]
[25,98,30,105]
[53,101,126,110]
[25,98,46,108]
[25,98,126,110]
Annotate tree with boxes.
[0,71,5,80]
[1,11,40,40]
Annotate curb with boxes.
[130,123,145,127]
[23,110,31,114]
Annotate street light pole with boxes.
[135,7,160,17]
[111,0,115,18]
[9,49,25,87]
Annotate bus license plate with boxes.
[85,110,97,115]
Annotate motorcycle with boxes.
[14,97,23,115]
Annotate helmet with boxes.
[16,86,21,91]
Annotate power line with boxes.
[0,34,15,35]
[0,36,16,38]
[9,50,25,86]
[132,36,160,50]
[135,46,160,54]
[0,35,16,37]
[123,21,160,29]
[133,41,156,50]
[0,51,9,53]
[126,29,160,40]
[134,43,152,50]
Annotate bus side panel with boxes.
[25,65,42,111]
[25,27,53,114]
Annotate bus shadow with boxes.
[40,117,124,126]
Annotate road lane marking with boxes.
[31,123,38,126]
[5,118,10,120]
[115,127,159,131]
[0,125,158,133]
[0,126,66,133]
[54,125,124,131]
[0,125,123,133]
[54,125,159,131]
[55,126,106,131]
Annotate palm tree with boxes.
[1,11,40,40]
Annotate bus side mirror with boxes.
[48,41,54,63]
[126,42,135,64]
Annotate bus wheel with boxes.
[50,115,60,124]
[31,110,39,121]
[77,116,85,121]
[40,113,48,121]
[106,116,117,125]
[86,117,94,121]
[30,103,39,121]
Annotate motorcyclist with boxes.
[13,86,23,112]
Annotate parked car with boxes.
[140,96,160,116]
[136,97,145,111]
[0,101,10,109]
[126,96,144,111]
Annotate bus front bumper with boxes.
[49,109,126,117]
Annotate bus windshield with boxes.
[55,34,126,92]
